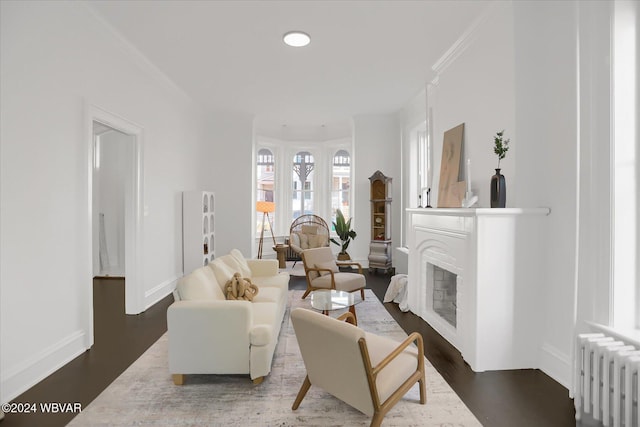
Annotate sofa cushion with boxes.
[209,259,235,293]
[230,249,253,278]
[220,254,244,275]
[315,260,339,276]
[177,268,224,301]
[251,273,289,291]
[252,286,284,304]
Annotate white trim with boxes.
[1,331,86,403]
[86,102,146,329]
[145,275,180,310]
[539,342,572,391]
[79,3,193,106]
[431,1,497,77]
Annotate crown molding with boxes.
[79,3,196,108]
[430,1,498,82]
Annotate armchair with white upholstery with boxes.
[290,308,426,427]
[301,246,365,299]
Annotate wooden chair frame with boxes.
[300,251,366,300]
[292,313,426,427]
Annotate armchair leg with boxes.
[301,289,311,299]
[419,376,427,404]
[252,376,264,385]
[292,376,312,410]
[172,374,184,385]
[361,288,365,300]
[370,411,384,427]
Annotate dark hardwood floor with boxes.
[3,272,576,426]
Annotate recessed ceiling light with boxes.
[283,31,310,47]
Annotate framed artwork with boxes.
[437,123,465,207]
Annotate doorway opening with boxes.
[86,104,145,349]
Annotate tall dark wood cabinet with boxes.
[368,171,392,273]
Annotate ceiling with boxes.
[86,0,489,139]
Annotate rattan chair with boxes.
[288,215,330,263]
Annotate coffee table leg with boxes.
[349,305,358,326]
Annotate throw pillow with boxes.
[315,260,339,276]
[299,232,310,250]
[301,225,318,235]
[225,272,259,301]
[308,234,325,249]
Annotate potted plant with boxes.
[330,209,357,260]
[491,130,510,208]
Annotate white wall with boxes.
[428,2,516,209]
[352,114,402,264]
[403,0,582,389]
[205,111,255,257]
[513,1,579,388]
[0,1,211,402]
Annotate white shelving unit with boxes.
[183,191,215,275]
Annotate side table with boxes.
[272,244,289,269]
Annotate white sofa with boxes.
[168,249,290,385]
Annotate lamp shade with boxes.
[256,201,275,213]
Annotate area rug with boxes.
[68,290,482,426]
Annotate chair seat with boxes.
[311,272,366,292]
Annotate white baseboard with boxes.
[539,342,572,391]
[1,330,86,403]
[144,274,179,310]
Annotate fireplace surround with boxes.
[406,208,550,372]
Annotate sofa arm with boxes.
[247,259,279,277]
[167,300,253,373]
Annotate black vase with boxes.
[490,168,506,208]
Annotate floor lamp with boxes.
[257,201,276,259]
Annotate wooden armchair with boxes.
[291,308,426,427]
[300,246,365,299]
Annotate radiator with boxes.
[575,333,640,427]
[283,238,301,262]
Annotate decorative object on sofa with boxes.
[437,123,466,208]
[290,308,426,427]
[168,249,290,385]
[462,158,478,208]
[491,130,510,208]
[368,171,393,274]
[257,201,276,258]
[183,191,215,274]
[225,272,259,301]
[300,246,365,300]
[329,208,357,261]
[289,214,330,262]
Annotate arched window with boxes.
[331,149,351,225]
[292,151,314,219]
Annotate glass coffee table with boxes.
[310,289,362,325]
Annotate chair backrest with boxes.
[289,215,330,253]
[290,308,375,416]
[300,246,335,281]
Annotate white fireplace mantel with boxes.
[406,207,550,372]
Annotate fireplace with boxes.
[429,264,457,328]
[406,207,550,372]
